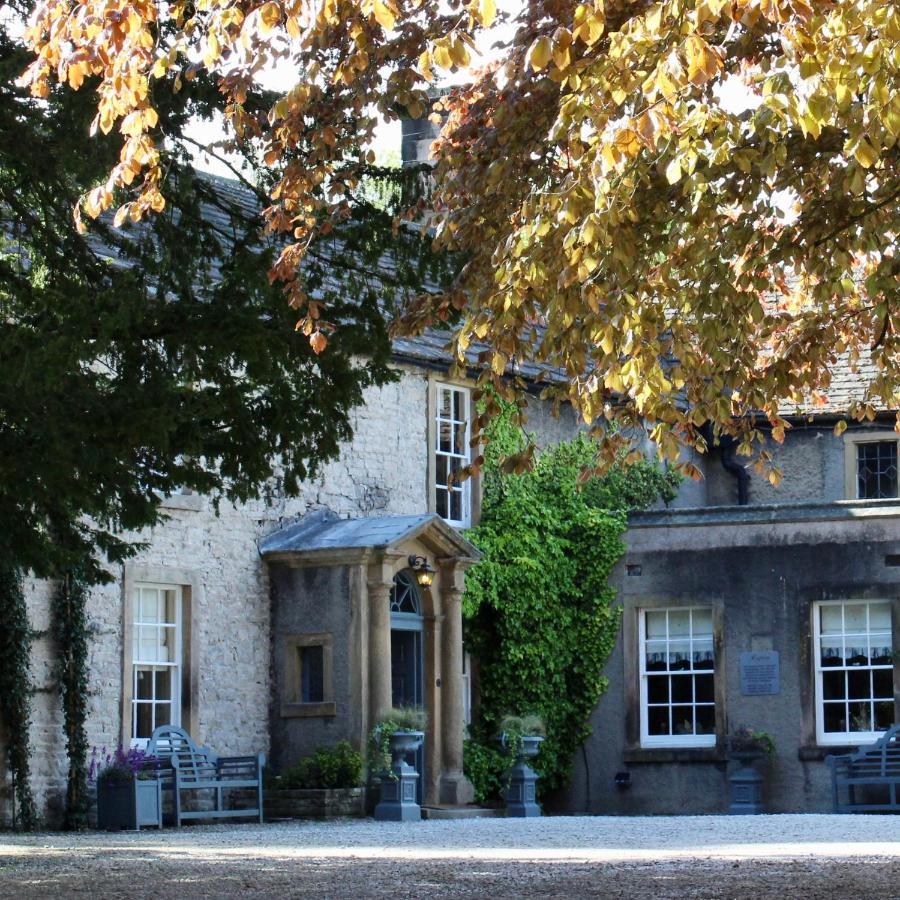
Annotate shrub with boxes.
[464,398,681,797]
[463,739,508,806]
[278,741,363,790]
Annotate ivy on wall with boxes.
[0,565,37,829]
[462,405,680,803]
[51,564,91,830]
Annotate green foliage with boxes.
[0,7,436,825]
[278,742,363,790]
[499,713,546,738]
[462,739,508,806]
[368,707,427,775]
[0,7,449,582]
[0,565,37,830]
[464,402,681,800]
[51,560,91,830]
[729,727,776,757]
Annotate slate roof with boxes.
[91,171,883,414]
[259,509,480,558]
[778,350,884,417]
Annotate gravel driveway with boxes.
[1,814,898,898]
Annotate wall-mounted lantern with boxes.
[407,554,436,588]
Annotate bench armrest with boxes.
[825,753,854,775]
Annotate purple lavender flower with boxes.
[89,744,159,784]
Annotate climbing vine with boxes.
[463,403,680,803]
[51,563,91,830]
[0,565,37,829]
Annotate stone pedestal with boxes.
[374,759,421,822]
[729,756,764,814]
[504,760,542,818]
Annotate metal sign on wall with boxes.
[739,651,781,696]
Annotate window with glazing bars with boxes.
[434,383,471,526]
[132,585,181,745]
[640,607,716,747]
[814,600,894,744]
[856,441,899,499]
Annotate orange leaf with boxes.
[310,331,328,354]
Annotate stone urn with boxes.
[502,734,544,818]
[374,730,424,822]
[388,730,424,764]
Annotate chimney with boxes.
[400,89,449,167]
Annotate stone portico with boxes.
[260,510,479,807]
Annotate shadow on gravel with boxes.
[0,851,897,899]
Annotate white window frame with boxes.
[130,583,183,749]
[433,382,472,528]
[812,599,894,746]
[639,607,716,749]
[843,432,900,500]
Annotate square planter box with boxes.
[96,778,163,831]
[263,787,366,820]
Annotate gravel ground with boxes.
[0,814,898,899]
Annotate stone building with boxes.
[561,393,900,815]
[7,112,899,823]
[12,336,581,824]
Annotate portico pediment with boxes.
[258,509,480,568]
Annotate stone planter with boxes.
[374,730,424,822]
[503,734,543,818]
[264,788,366,820]
[96,778,162,831]
[728,750,765,815]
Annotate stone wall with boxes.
[268,564,356,772]
[703,422,894,508]
[560,501,900,816]
[9,362,579,826]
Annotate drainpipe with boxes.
[699,423,750,506]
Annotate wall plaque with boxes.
[739,651,780,696]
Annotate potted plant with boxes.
[498,713,545,818]
[727,727,775,763]
[90,745,163,830]
[371,707,426,822]
[499,713,546,760]
[727,727,775,815]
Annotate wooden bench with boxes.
[827,724,900,813]
[147,725,265,827]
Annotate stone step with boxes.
[420,805,503,820]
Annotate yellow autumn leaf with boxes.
[664,157,682,184]
[373,0,396,30]
[433,41,453,70]
[478,0,496,28]
[853,137,878,168]
[527,36,552,72]
[258,2,281,35]
[417,49,434,81]
[685,34,721,86]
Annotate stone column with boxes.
[368,562,394,726]
[439,562,475,806]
